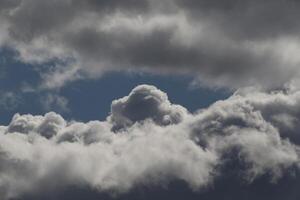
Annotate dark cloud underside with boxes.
[0,0,300,88]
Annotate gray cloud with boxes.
[0,85,300,199]
[0,0,20,13]
[177,0,300,40]
[109,85,188,131]
[0,0,300,89]
[233,86,300,144]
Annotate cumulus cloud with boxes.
[0,85,300,199]
[0,0,300,89]
[109,84,188,131]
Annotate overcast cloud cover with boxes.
[1,0,300,88]
[1,0,300,199]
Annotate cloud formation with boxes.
[1,0,300,88]
[0,85,300,199]
[109,85,188,131]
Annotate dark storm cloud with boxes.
[0,0,300,89]
[7,0,149,41]
[0,85,300,199]
[0,0,20,12]
[176,0,300,39]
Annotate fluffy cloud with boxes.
[1,0,300,89]
[0,85,300,199]
[109,84,188,131]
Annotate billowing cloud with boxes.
[0,0,300,89]
[109,84,188,131]
[0,85,300,199]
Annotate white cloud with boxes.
[0,85,300,199]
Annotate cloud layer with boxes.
[0,84,300,199]
[1,0,300,88]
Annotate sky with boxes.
[0,48,229,124]
[1,0,300,200]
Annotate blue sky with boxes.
[0,48,229,124]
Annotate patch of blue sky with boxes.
[0,48,230,124]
